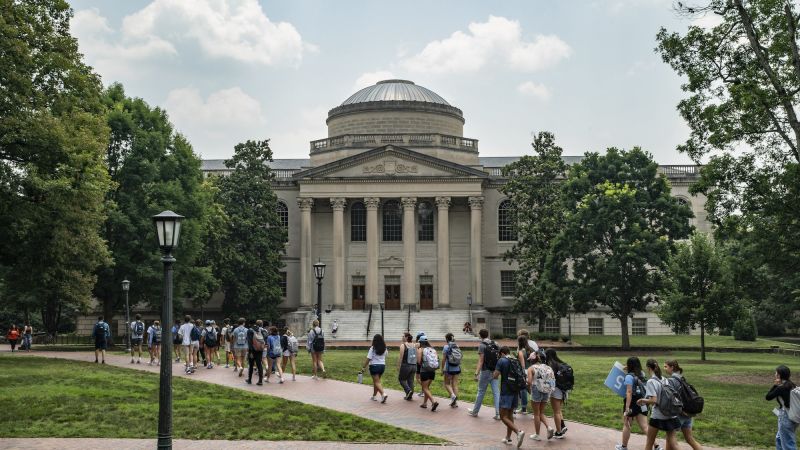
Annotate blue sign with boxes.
[605,361,628,398]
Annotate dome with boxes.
[341,80,451,106]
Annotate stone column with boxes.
[330,198,346,308]
[401,197,417,309]
[365,197,380,305]
[297,198,314,307]
[468,196,484,306]
[435,196,451,308]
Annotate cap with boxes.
[204,320,211,325]
[415,331,426,339]
[418,335,429,342]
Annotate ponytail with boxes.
[665,359,682,374]
[646,359,662,379]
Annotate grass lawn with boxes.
[294,348,787,449]
[0,355,442,444]
[571,334,800,349]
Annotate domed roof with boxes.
[341,80,451,106]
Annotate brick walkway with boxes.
[11,351,741,449]
[0,438,421,449]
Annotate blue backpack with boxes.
[267,334,282,358]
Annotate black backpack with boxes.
[204,328,217,347]
[555,363,575,391]
[134,321,144,336]
[675,376,704,416]
[482,340,500,371]
[94,322,107,339]
[190,326,201,341]
[505,358,528,393]
[312,329,325,352]
[627,376,647,416]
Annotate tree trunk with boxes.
[102,296,115,346]
[620,316,631,350]
[538,310,546,333]
[42,297,59,337]
[700,322,706,361]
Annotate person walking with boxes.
[22,322,32,352]
[527,349,555,441]
[281,328,299,381]
[307,320,326,379]
[147,320,162,365]
[265,326,285,383]
[92,316,110,364]
[398,332,417,400]
[221,318,233,368]
[130,314,145,364]
[232,317,248,377]
[664,360,702,450]
[515,335,535,415]
[616,356,658,450]
[415,332,425,397]
[417,335,439,411]
[494,346,526,448]
[331,319,339,338]
[546,348,571,439]
[193,319,204,367]
[767,365,798,450]
[361,334,388,403]
[638,359,680,450]
[201,320,218,369]
[171,319,182,363]
[6,324,20,352]
[178,315,195,374]
[467,328,501,420]
[442,333,462,407]
[246,319,265,385]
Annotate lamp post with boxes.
[152,210,183,450]
[378,299,385,337]
[122,279,131,352]
[313,260,326,328]
[466,292,473,332]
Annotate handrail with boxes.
[365,305,373,341]
[310,133,479,153]
[406,305,411,333]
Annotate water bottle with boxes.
[357,370,364,384]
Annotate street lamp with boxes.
[466,292,473,333]
[152,210,183,450]
[378,299,385,337]
[122,279,131,352]
[313,260,326,328]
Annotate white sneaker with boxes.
[530,434,542,441]
[516,430,525,448]
[501,438,512,445]
[292,374,296,381]
[467,409,478,417]
[417,392,424,397]
[370,396,377,401]
[615,445,627,450]
[225,364,229,368]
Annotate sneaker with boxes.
[417,392,424,397]
[493,414,501,420]
[467,409,478,417]
[450,395,458,407]
[131,358,135,364]
[547,427,555,439]
[208,363,214,369]
[615,445,628,450]
[381,395,388,404]
[405,391,413,401]
[292,374,296,381]
[312,375,318,380]
[137,359,141,364]
[225,364,230,368]
[101,360,105,364]
[279,377,284,384]
[95,360,98,363]
[245,379,252,384]
[530,434,542,441]
[560,426,568,435]
[256,381,263,386]
[554,431,565,439]
[516,430,525,448]
[239,368,244,377]
[654,445,663,450]
[371,396,377,401]
[431,402,439,412]
[419,404,427,409]
[501,438,512,445]
[174,357,180,363]
[148,361,153,366]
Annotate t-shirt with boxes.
[232,325,248,350]
[131,321,145,338]
[366,346,387,365]
[625,374,647,412]
[646,375,676,420]
[495,356,514,396]
[307,327,323,351]
[179,323,194,346]
[201,326,216,344]
[478,338,493,371]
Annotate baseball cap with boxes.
[204,320,211,325]
[415,331,426,340]
[418,335,429,342]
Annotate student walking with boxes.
[193,319,204,367]
[232,318,248,377]
[467,329,501,420]
[546,348,571,439]
[201,320,218,369]
[265,326,285,383]
[616,356,657,450]
[92,316,110,364]
[178,315,195,373]
[171,319,182,363]
[417,335,439,411]
[281,328,299,381]
[527,349,555,441]
[664,360,702,450]
[494,346,525,448]
[442,333,462,407]
[246,320,265,385]
[415,331,425,397]
[130,314,145,364]
[307,320,326,379]
[22,323,32,351]
[767,365,798,450]
[6,324,19,352]
[221,318,233,368]
[515,335,535,415]
[361,334,388,403]
[638,359,680,450]
[147,320,161,365]
[398,332,417,400]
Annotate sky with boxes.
[67,0,723,164]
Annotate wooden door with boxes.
[384,284,401,310]
[420,284,433,310]
[352,285,365,310]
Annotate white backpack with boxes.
[788,387,800,423]
[422,347,439,370]
[534,364,556,394]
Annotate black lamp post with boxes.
[379,299,385,337]
[152,210,183,450]
[467,292,473,332]
[313,260,326,328]
[122,279,131,352]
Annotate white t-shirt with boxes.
[366,346,387,365]
[179,323,194,346]
[646,375,677,420]
[130,321,145,338]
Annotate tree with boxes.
[501,132,569,329]
[658,232,736,360]
[0,1,112,335]
[212,140,287,319]
[544,148,693,349]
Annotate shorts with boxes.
[190,341,200,349]
[531,388,550,403]
[94,339,107,350]
[649,417,682,432]
[623,398,648,417]
[500,394,519,410]
[416,364,421,374]
[283,350,292,357]
[224,342,231,352]
[679,415,693,429]
[234,348,247,358]
[369,364,386,376]
[420,370,436,382]
[445,368,461,376]
[552,387,565,400]
[131,338,143,346]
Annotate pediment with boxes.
[292,145,488,180]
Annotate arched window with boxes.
[276,201,288,229]
[498,199,517,241]
[382,200,402,241]
[351,202,366,241]
[417,201,434,241]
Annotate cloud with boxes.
[517,81,551,100]
[163,87,267,157]
[691,13,724,29]
[354,71,395,90]
[400,16,571,74]
[268,106,329,158]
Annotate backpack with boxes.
[252,328,266,352]
[421,347,439,370]
[94,322,107,339]
[288,335,299,354]
[534,364,556,394]
[788,387,800,424]
[190,326,201,341]
[555,363,575,391]
[153,328,162,344]
[204,328,218,347]
[404,344,417,365]
[657,377,684,417]
[506,358,528,393]
[446,343,463,366]
[174,327,183,345]
[133,321,144,337]
[312,329,325,352]
[267,334,282,358]
[675,376,704,416]
[482,340,500,371]
[235,327,247,346]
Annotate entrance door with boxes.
[352,284,365,310]
[384,284,401,310]
[420,284,433,310]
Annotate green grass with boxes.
[570,334,800,349]
[0,356,442,444]
[296,349,785,449]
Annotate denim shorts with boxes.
[551,387,565,400]
[679,415,693,429]
[499,394,519,410]
[531,388,550,403]
[369,364,385,376]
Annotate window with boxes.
[351,202,366,241]
[632,318,647,336]
[500,270,516,297]
[502,318,517,337]
[276,201,288,229]
[279,272,287,297]
[417,201,434,241]
[498,199,517,241]
[588,318,604,335]
[544,318,561,334]
[382,200,402,241]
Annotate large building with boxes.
[199,79,709,340]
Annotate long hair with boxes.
[372,334,386,355]
[665,359,682,374]
[626,356,645,381]
[445,332,454,343]
[403,332,412,343]
[777,365,796,389]
[517,335,533,353]
[646,359,662,379]
[545,348,564,371]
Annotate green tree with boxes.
[501,132,568,329]
[0,1,111,335]
[212,140,286,319]
[658,233,735,360]
[544,148,693,349]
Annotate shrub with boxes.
[733,313,758,341]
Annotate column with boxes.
[297,198,314,307]
[401,197,417,308]
[365,197,380,305]
[468,196,484,306]
[330,198,346,308]
[435,196,451,308]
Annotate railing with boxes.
[310,133,479,153]
[365,305,373,341]
[406,306,411,333]
[657,165,701,177]
[273,169,301,179]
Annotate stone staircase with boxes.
[322,308,480,342]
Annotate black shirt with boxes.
[767,381,795,408]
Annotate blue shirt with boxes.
[495,356,514,395]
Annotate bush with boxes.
[733,314,758,341]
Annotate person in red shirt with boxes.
[6,324,20,352]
